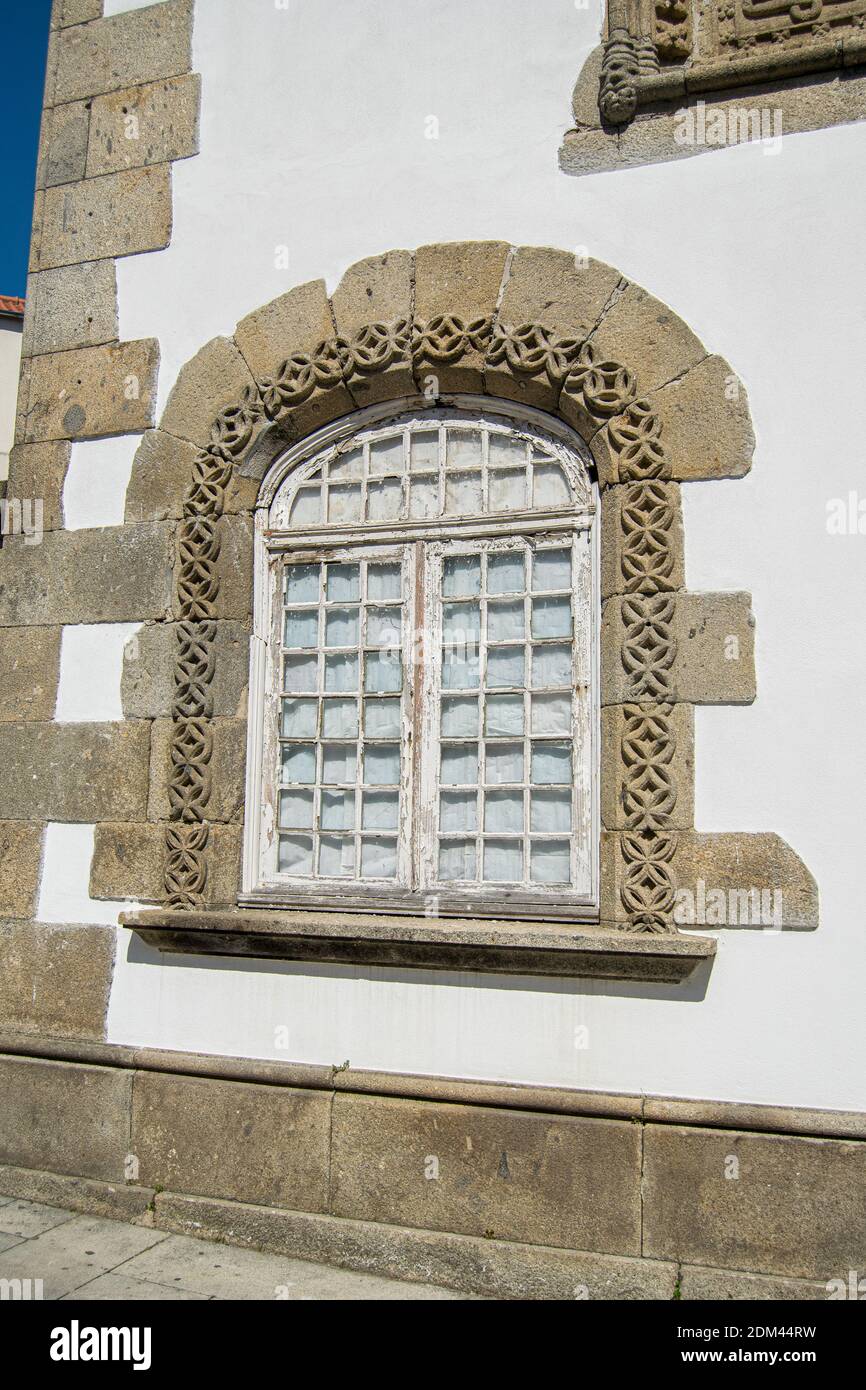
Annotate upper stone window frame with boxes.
[241,396,601,922]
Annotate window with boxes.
[243,404,598,920]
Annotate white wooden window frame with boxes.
[241,398,600,922]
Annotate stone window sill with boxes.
[121,907,715,982]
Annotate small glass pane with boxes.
[326,564,360,602]
[321,789,355,830]
[362,790,399,830]
[367,478,402,521]
[281,698,318,738]
[438,839,476,881]
[281,743,316,784]
[531,644,572,689]
[322,743,357,784]
[486,645,525,688]
[489,435,527,468]
[531,692,571,737]
[440,790,477,833]
[409,477,438,519]
[487,552,525,594]
[285,563,319,603]
[485,743,524,784]
[325,652,359,691]
[441,744,478,785]
[530,789,572,833]
[367,562,401,601]
[365,650,402,692]
[322,698,359,738]
[329,447,362,480]
[484,790,523,833]
[328,483,362,523]
[283,654,317,692]
[446,429,481,468]
[443,554,481,597]
[531,839,571,884]
[289,487,321,526]
[442,646,480,690]
[319,835,355,877]
[532,462,570,509]
[443,602,480,644]
[278,834,313,875]
[441,696,479,738]
[531,742,572,785]
[369,437,404,475]
[325,607,359,647]
[445,472,482,515]
[484,839,523,882]
[533,549,571,591]
[283,609,319,649]
[487,600,525,643]
[278,789,314,829]
[485,693,524,737]
[410,431,439,471]
[366,607,402,648]
[532,596,571,640]
[364,744,400,785]
[489,468,527,512]
[361,838,398,879]
[364,698,401,739]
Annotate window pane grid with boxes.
[278,556,404,881]
[286,422,579,529]
[435,540,578,888]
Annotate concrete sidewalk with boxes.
[0,1194,474,1301]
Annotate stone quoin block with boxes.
[0,824,45,920]
[0,626,62,722]
[413,241,511,393]
[329,1093,642,1255]
[121,620,251,721]
[90,820,242,905]
[23,261,119,358]
[487,246,622,409]
[53,0,103,28]
[330,250,415,407]
[40,98,90,189]
[638,354,755,482]
[234,280,356,439]
[601,591,756,705]
[643,1124,866,1281]
[147,717,247,824]
[0,721,151,822]
[0,522,174,626]
[53,0,193,104]
[0,922,115,1039]
[24,339,158,442]
[130,1071,331,1212]
[86,72,201,177]
[159,336,257,450]
[37,165,172,270]
[587,282,707,395]
[672,832,819,930]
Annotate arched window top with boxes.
[268,405,594,535]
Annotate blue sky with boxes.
[0,1,52,297]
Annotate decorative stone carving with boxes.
[161,303,684,933]
[598,0,866,124]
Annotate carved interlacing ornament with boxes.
[164,313,679,933]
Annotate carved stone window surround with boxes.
[115,242,817,976]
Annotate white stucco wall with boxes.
[0,316,23,482]
[86,0,866,1109]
